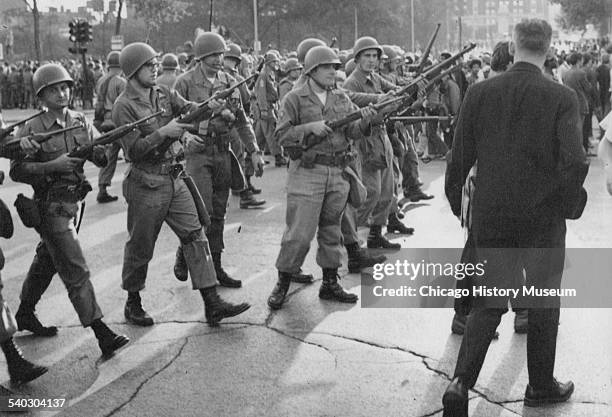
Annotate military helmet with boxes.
[161,53,179,70]
[296,38,326,64]
[33,63,74,96]
[178,52,189,65]
[264,50,281,64]
[353,36,383,60]
[303,46,341,75]
[344,58,357,76]
[226,43,243,62]
[120,42,159,79]
[194,32,227,60]
[106,51,121,68]
[382,45,399,61]
[284,57,302,72]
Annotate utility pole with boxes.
[209,0,214,31]
[411,0,415,51]
[354,7,358,42]
[253,0,260,55]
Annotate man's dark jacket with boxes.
[445,62,588,241]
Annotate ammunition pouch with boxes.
[285,145,303,161]
[46,181,93,203]
[0,197,14,238]
[14,193,41,228]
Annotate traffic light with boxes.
[82,21,93,43]
[68,19,78,43]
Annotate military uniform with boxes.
[278,77,296,102]
[112,82,218,293]
[253,64,282,159]
[173,66,259,281]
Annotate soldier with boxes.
[171,33,266,287]
[112,42,251,327]
[254,50,287,167]
[267,46,377,310]
[223,43,266,209]
[278,57,302,102]
[10,63,129,357]
[94,51,126,203]
[343,36,401,250]
[156,53,179,89]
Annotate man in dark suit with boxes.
[562,52,600,152]
[442,19,588,417]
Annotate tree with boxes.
[115,0,124,35]
[550,0,612,34]
[22,0,41,61]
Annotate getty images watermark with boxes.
[360,249,611,308]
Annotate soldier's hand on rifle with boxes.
[251,152,265,177]
[19,137,41,154]
[208,98,226,115]
[305,121,333,137]
[159,119,193,139]
[49,154,85,173]
[359,104,378,125]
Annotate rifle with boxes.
[247,58,265,90]
[329,37,338,48]
[0,110,46,141]
[68,110,163,159]
[415,23,441,75]
[147,72,260,159]
[176,73,258,126]
[388,116,452,124]
[0,124,83,159]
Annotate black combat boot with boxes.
[246,176,262,195]
[91,319,130,357]
[201,286,251,326]
[239,189,266,209]
[267,271,292,310]
[173,246,188,282]
[387,212,415,235]
[212,252,242,288]
[319,268,358,303]
[16,302,58,337]
[1,338,48,384]
[124,292,154,326]
[367,225,401,249]
[403,188,434,202]
[346,243,387,273]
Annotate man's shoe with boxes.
[268,272,292,310]
[524,379,574,407]
[16,309,58,337]
[97,192,119,203]
[319,281,358,303]
[98,329,130,358]
[514,309,528,334]
[348,249,387,273]
[367,225,401,249]
[240,191,266,209]
[1,338,48,385]
[404,189,434,202]
[442,377,468,417]
[124,293,154,326]
[275,154,288,167]
[204,292,251,327]
[387,213,415,235]
[248,183,262,195]
[173,247,188,282]
[289,270,314,284]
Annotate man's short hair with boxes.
[513,19,552,55]
[491,41,513,72]
[602,54,610,65]
[567,52,582,66]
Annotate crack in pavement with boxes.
[105,338,189,417]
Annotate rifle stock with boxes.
[0,124,83,159]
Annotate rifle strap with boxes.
[75,201,86,234]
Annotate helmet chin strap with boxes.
[309,74,334,91]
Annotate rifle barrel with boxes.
[416,23,441,74]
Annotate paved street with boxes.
[0,109,611,417]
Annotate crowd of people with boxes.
[0,16,609,416]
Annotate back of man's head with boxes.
[513,19,552,57]
[567,52,582,66]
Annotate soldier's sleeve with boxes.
[9,123,49,183]
[254,75,269,111]
[234,99,259,154]
[266,75,279,103]
[112,99,167,163]
[275,93,308,147]
[344,89,381,108]
[379,75,398,93]
[344,99,372,141]
[278,82,291,103]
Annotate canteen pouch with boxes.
[14,193,42,228]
